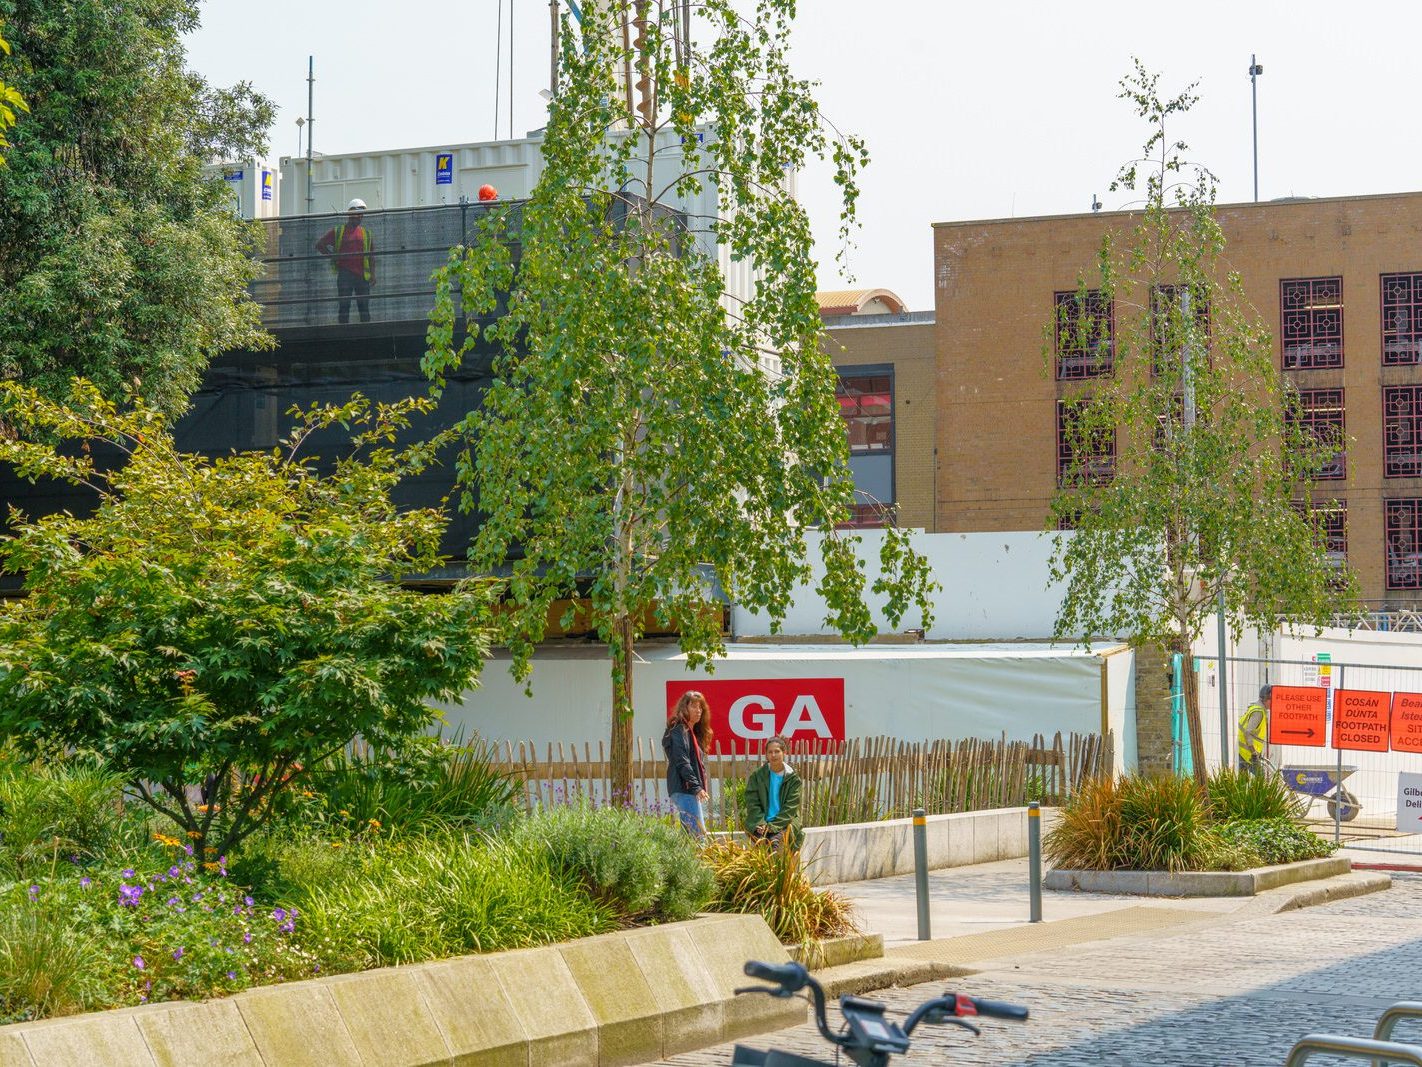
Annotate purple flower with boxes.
[184,844,194,856]
[167,896,181,907]
[168,866,180,879]
[172,947,184,961]
[226,971,237,981]
[121,868,135,879]
[243,896,254,907]
[243,932,252,944]
[232,905,242,916]
[133,955,145,970]
[279,920,294,934]
[272,907,286,922]
[118,883,145,907]
[27,885,38,899]
[79,877,92,889]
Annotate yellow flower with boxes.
[329,842,343,849]
[368,818,381,829]
[301,791,313,798]
[338,810,349,818]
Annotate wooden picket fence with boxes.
[491,731,1112,828]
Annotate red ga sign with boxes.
[665,678,845,747]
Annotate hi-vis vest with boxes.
[331,225,374,282]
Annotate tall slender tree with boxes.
[427,0,935,798]
[1047,62,1356,783]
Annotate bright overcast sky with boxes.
[186,1,1416,311]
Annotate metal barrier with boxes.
[1378,1003,1422,1050]
[1282,1034,1422,1066]
[1198,655,1422,858]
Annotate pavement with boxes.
[653,854,1415,1066]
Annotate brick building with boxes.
[887,189,1422,609]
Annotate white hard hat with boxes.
[347,198,367,211]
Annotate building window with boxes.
[1385,500,1422,590]
[1056,401,1115,486]
[1150,284,1210,377]
[1281,277,1343,369]
[1384,386,1422,479]
[1382,273,1422,366]
[837,371,893,527]
[1286,388,1346,480]
[1054,290,1113,380]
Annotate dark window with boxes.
[1385,499,1422,590]
[1150,284,1211,377]
[1281,277,1343,369]
[1384,386,1422,478]
[1056,401,1115,486]
[1286,388,1346,480]
[837,371,894,527]
[1382,273,1422,366]
[1054,290,1113,380]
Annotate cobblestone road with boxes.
[658,873,1422,1066]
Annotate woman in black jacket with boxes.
[663,690,713,837]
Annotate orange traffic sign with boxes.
[1332,689,1391,752]
[1268,685,1327,747]
[1392,693,1422,754]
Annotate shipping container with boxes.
[205,158,279,219]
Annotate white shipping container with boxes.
[205,158,278,219]
[278,129,759,309]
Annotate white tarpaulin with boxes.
[441,641,1118,749]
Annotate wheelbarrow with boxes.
[1280,764,1361,822]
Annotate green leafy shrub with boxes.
[290,835,612,969]
[302,735,518,835]
[701,839,858,946]
[1207,769,1300,821]
[509,805,714,924]
[1217,818,1338,866]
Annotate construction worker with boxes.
[1237,684,1271,771]
[315,199,375,323]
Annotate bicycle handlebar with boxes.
[743,960,811,992]
[971,997,1030,1021]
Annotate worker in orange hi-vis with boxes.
[315,199,375,323]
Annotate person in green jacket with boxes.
[742,736,803,850]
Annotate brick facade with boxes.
[933,191,1422,609]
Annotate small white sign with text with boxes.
[1398,771,1422,834]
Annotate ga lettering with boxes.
[728,693,833,739]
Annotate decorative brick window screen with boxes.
[1385,499,1422,590]
[1054,290,1113,380]
[1384,386,1422,479]
[1281,277,1343,369]
[1286,388,1346,480]
[1056,401,1115,486]
[1382,272,1422,366]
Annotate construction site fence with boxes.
[489,731,1113,828]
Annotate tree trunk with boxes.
[610,612,636,806]
[1175,634,1208,790]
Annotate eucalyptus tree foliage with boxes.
[1047,61,1356,781]
[427,0,934,797]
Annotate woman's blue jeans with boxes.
[669,791,706,838]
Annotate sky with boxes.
[185,1,1422,311]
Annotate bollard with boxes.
[1028,802,1042,923]
[912,806,930,940]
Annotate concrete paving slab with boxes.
[135,999,264,1067]
[415,955,529,1067]
[558,934,663,1067]
[235,980,361,1067]
[624,925,723,1057]
[15,1010,159,1067]
[324,968,453,1067]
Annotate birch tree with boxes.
[427,0,934,798]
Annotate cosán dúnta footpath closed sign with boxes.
[1392,693,1422,754]
[1267,685,1327,747]
[1331,689,1390,752]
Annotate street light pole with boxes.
[1249,55,1264,202]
